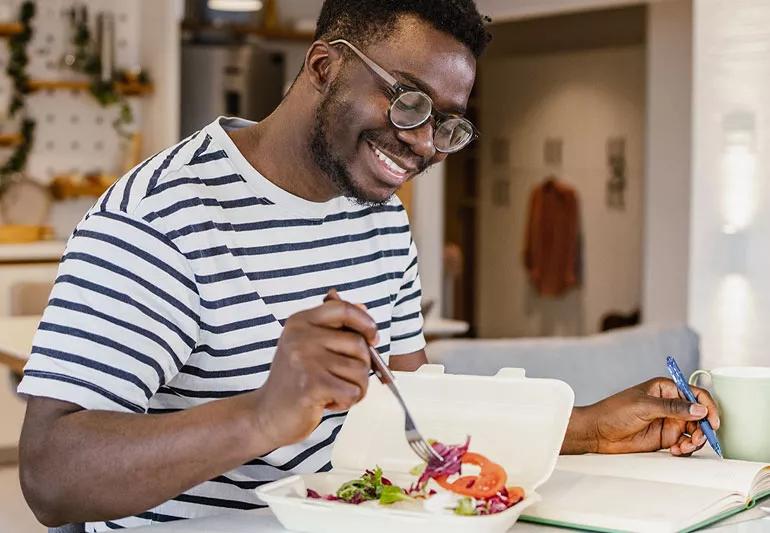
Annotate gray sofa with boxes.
[425,324,700,406]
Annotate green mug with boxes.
[689,367,770,462]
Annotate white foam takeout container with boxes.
[256,365,574,533]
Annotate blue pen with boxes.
[665,356,723,458]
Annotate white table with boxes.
[129,506,770,532]
[0,315,37,374]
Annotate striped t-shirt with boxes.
[18,116,425,531]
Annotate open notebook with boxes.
[521,449,770,532]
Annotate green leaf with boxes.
[454,497,478,516]
[409,463,426,476]
[379,485,414,505]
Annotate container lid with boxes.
[331,365,574,492]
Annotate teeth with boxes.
[374,147,407,175]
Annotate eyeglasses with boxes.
[328,39,478,154]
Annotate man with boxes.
[18,1,718,530]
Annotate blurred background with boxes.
[0,0,767,530]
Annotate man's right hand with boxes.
[256,293,378,448]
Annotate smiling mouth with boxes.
[366,141,415,187]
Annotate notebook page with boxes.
[526,469,744,533]
[751,468,770,499]
[554,450,767,494]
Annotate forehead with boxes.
[363,15,477,113]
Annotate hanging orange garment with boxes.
[523,178,581,296]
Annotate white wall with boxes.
[139,0,184,156]
[477,47,646,338]
[689,0,770,369]
[642,0,692,325]
[411,162,445,318]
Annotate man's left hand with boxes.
[562,378,720,456]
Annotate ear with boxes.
[304,40,340,94]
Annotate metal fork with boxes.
[366,344,444,464]
[324,290,443,464]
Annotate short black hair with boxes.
[314,0,491,58]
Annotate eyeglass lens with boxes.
[390,91,473,152]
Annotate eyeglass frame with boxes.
[328,38,479,154]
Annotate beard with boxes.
[309,81,394,207]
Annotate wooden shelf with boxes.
[0,22,22,37]
[27,79,154,96]
[182,21,314,42]
[0,133,22,147]
[49,174,118,200]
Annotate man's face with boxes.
[310,15,477,205]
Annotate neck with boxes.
[228,87,339,203]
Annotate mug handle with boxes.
[689,369,712,388]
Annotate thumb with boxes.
[645,396,708,421]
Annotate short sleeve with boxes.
[17,210,200,413]
[388,237,426,356]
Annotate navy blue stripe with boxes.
[391,329,423,342]
[168,204,405,238]
[146,134,198,194]
[32,345,153,398]
[195,268,244,285]
[248,248,409,281]
[362,295,395,310]
[376,343,390,354]
[55,274,196,349]
[193,337,278,358]
[316,461,333,473]
[392,311,420,323]
[248,424,343,471]
[188,133,212,162]
[395,289,421,307]
[376,320,391,330]
[262,271,401,305]
[157,386,254,399]
[37,322,167,386]
[47,298,185,370]
[119,151,161,212]
[404,255,418,273]
[200,314,276,334]
[208,475,273,490]
[147,172,245,197]
[99,182,118,212]
[145,196,274,223]
[104,521,125,529]
[172,493,264,510]
[400,279,416,292]
[23,369,144,412]
[134,511,185,522]
[74,226,198,296]
[189,149,229,165]
[200,291,262,310]
[63,252,199,323]
[183,225,409,260]
[180,362,271,378]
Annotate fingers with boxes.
[311,292,379,346]
[325,353,370,401]
[318,371,368,412]
[322,329,372,364]
[644,395,709,422]
[689,384,721,430]
[670,425,706,456]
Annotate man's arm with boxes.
[20,392,275,527]
[20,299,376,527]
[389,351,720,457]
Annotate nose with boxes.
[396,121,437,161]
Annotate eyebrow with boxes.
[392,70,467,116]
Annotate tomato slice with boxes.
[506,486,525,504]
[435,452,507,498]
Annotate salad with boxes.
[306,438,524,516]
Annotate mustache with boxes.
[361,131,430,173]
